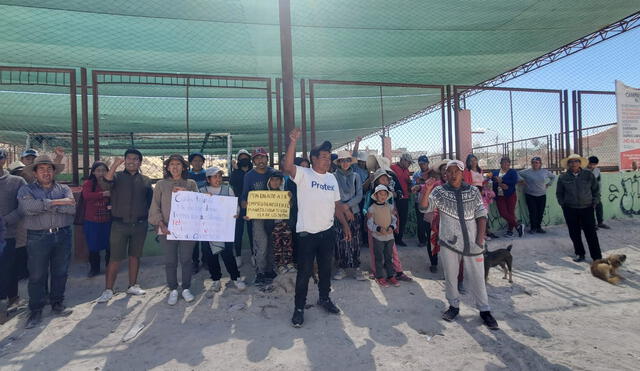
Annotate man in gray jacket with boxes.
[556,154,602,262]
[0,149,27,323]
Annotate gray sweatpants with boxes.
[160,236,196,290]
[252,219,274,274]
[440,246,490,312]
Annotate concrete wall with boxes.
[404,172,640,237]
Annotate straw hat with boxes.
[433,158,452,173]
[365,154,392,172]
[22,155,64,178]
[560,154,588,169]
[333,150,354,164]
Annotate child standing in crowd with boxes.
[187,152,207,274]
[333,151,365,281]
[265,171,296,274]
[481,179,497,239]
[199,166,246,296]
[367,185,400,288]
[81,162,111,277]
[363,169,412,282]
[149,154,199,305]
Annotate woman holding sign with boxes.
[149,154,199,305]
[199,166,246,295]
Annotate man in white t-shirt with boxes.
[283,128,351,328]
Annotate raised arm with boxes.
[105,157,124,181]
[351,136,362,157]
[283,128,301,179]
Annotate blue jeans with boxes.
[27,227,72,311]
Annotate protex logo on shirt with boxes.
[311,180,335,191]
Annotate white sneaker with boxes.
[277,265,289,275]
[354,268,367,281]
[96,289,114,303]
[235,256,242,268]
[333,269,346,280]
[126,284,146,296]
[286,263,297,274]
[211,280,222,293]
[233,279,247,291]
[167,290,179,305]
[182,289,195,303]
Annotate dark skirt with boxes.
[83,221,111,252]
[334,212,362,269]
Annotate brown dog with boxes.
[591,254,626,284]
[484,245,513,283]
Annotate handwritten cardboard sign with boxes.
[246,191,291,220]
[167,191,237,242]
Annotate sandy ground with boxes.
[1,218,639,371]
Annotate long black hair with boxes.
[88,161,109,192]
[465,154,481,173]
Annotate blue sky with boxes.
[354,27,640,155]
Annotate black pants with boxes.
[234,209,254,257]
[0,238,19,300]
[192,242,207,265]
[562,206,602,260]
[395,198,409,243]
[595,201,604,225]
[294,228,335,309]
[525,194,546,230]
[203,242,240,281]
[414,203,428,244]
[88,249,111,274]
[424,222,438,266]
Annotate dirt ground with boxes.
[1,218,639,371]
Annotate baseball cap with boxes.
[531,156,542,162]
[446,160,464,171]
[400,153,414,163]
[417,155,429,163]
[205,166,223,177]
[21,149,38,158]
[252,147,268,158]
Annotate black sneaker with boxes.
[536,228,546,234]
[441,306,459,322]
[192,262,200,274]
[25,310,42,329]
[480,311,499,330]
[291,308,304,328]
[429,265,438,273]
[396,240,408,247]
[572,255,585,262]
[51,303,73,317]
[317,297,340,314]
[254,273,266,285]
[598,223,611,230]
[516,224,524,238]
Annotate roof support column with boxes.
[279,0,295,148]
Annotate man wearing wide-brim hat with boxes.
[17,155,76,329]
[556,154,602,262]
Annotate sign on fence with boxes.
[246,191,291,220]
[616,80,640,170]
[167,191,237,242]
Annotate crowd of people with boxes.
[0,134,609,330]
